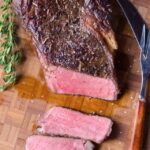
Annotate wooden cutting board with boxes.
[0,0,150,150]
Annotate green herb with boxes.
[0,85,7,91]
[0,0,22,91]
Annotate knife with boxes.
[116,0,150,150]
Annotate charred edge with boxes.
[85,0,112,31]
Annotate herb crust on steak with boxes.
[13,0,117,78]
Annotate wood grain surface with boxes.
[0,0,150,150]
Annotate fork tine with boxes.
[146,31,150,51]
[140,25,146,51]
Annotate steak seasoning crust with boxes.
[12,0,119,100]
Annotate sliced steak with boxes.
[44,65,118,100]
[26,135,94,150]
[37,107,113,143]
[12,0,119,100]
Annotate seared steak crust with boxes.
[13,0,117,78]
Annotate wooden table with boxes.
[0,0,150,150]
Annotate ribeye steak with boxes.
[26,135,94,150]
[12,0,119,100]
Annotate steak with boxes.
[37,107,113,143]
[26,135,94,150]
[12,0,119,100]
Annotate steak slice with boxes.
[26,135,94,150]
[12,0,119,100]
[44,65,118,100]
[37,107,113,144]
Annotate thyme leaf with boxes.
[0,0,22,91]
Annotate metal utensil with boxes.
[117,0,150,100]
[116,0,150,149]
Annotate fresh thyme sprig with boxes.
[0,0,22,91]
